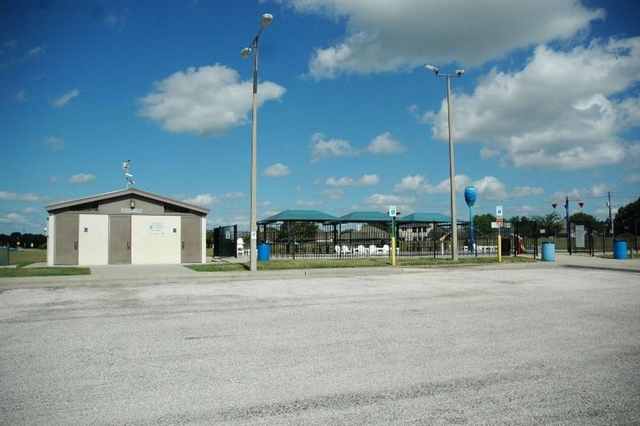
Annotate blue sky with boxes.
[1,0,639,234]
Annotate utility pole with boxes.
[553,196,584,256]
[607,191,614,238]
[565,196,571,255]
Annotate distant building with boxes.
[45,188,209,265]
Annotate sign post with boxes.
[496,206,503,262]
[389,205,398,266]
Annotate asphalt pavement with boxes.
[1,254,639,425]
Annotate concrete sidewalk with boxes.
[2,252,637,290]
[550,251,640,272]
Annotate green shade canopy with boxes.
[259,209,338,224]
[398,213,451,223]
[334,211,392,223]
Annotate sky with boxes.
[1,0,639,235]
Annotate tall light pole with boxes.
[241,13,273,272]
[426,64,464,260]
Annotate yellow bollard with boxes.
[498,234,502,263]
[391,237,397,266]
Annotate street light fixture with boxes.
[426,63,465,260]
[241,13,273,272]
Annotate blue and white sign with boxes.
[496,205,503,217]
[389,205,397,217]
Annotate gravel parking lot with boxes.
[1,266,639,425]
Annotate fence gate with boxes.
[213,225,237,258]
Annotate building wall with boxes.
[46,216,55,266]
[131,215,181,264]
[200,217,206,262]
[100,197,164,215]
[46,191,208,265]
[78,214,109,265]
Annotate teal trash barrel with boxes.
[257,243,270,261]
[541,242,555,261]
[613,240,627,260]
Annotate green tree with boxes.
[474,213,495,236]
[532,212,563,236]
[277,222,321,242]
[570,212,600,231]
[206,229,214,248]
[614,196,640,235]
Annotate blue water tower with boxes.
[464,187,477,255]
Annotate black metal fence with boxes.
[219,218,638,260]
[242,220,532,259]
[212,225,238,258]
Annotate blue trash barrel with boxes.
[541,242,555,261]
[257,243,270,261]
[613,240,627,260]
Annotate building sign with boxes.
[121,208,143,213]
[148,222,164,234]
[575,225,585,248]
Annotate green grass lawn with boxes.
[0,249,90,278]
[187,255,535,272]
[0,248,536,277]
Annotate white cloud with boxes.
[512,186,544,198]
[326,174,379,186]
[25,45,45,59]
[590,183,610,197]
[393,174,471,195]
[319,188,346,199]
[44,136,66,150]
[393,174,427,193]
[364,193,415,207]
[0,212,29,225]
[624,173,640,184]
[68,173,95,184]
[472,176,507,200]
[296,199,323,208]
[139,64,286,138]
[393,174,540,201]
[1,40,17,54]
[0,191,42,201]
[222,192,244,200]
[425,37,640,171]
[183,193,217,207]
[52,89,80,109]
[263,163,290,177]
[309,132,356,162]
[104,10,128,32]
[366,132,406,154]
[282,0,603,79]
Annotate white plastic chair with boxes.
[341,245,352,254]
[381,244,390,255]
[237,238,245,257]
